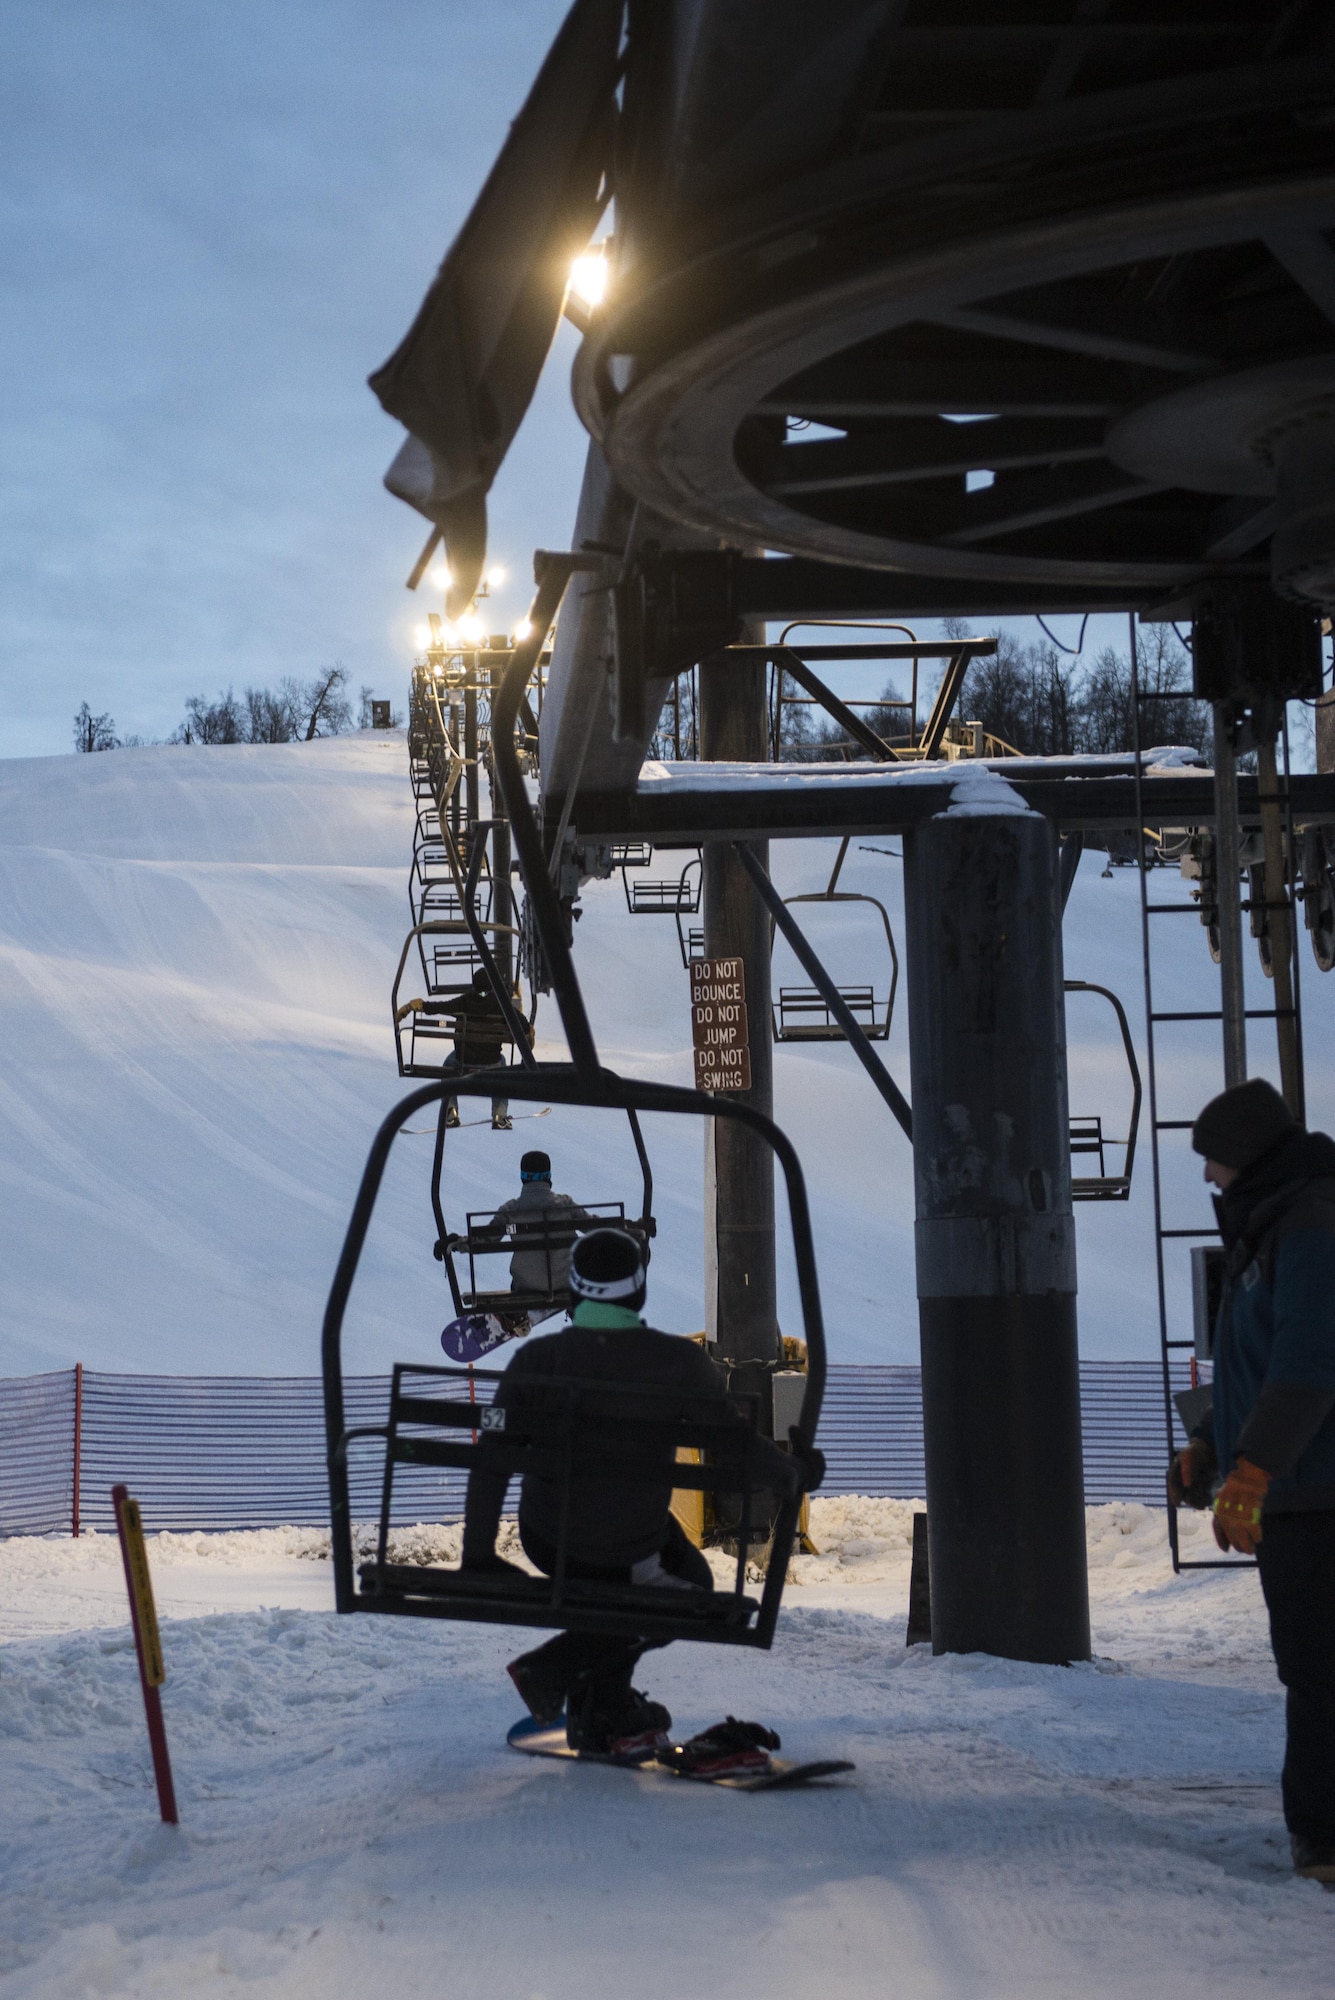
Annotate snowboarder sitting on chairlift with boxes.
[461,1226,824,1758]
[440,968,523,1131]
[477,1151,595,1333]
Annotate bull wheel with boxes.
[580,44,1335,607]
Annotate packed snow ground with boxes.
[2,1502,1331,2000]
[4,732,1334,1994]
[2,731,1331,1374]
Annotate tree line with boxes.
[73,667,400,752]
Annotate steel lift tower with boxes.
[370,0,1335,1663]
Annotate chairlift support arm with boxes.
[769,647,896,763]
[462,819,537,1067]
[734,844,913,1140]
[491,553,604,1081]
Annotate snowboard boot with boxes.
[567,1682,671,1760]
[657,1717,780,1780]
[1292,1834,1335,1886]
[507,1644,568,1727]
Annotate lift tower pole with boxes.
[1212,707,1248,1089]
[903,810,1091,1664]
[700,648,779,1414]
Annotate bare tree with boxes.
[73,702,118,753]
[297,663,352,739]
[245,684,300,743]
[171,690,246,744]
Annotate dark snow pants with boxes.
[516,1515,713,1705]
[1255,1510,1335,1847]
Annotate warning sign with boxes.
[690,955,751,1092]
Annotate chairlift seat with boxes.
[627,877,702,914]
[452,1199,638,1316]
[773,984,888,1042]
[1068,1114,1107,1161]
[342,1362,781,1644]
[1063,983,1143,1203]
[677,922,705,969]
[356,1562,760,1639]
[768,882,899,1041]
[395,1002,522,1079]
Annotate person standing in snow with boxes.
[478,1151,595,1330]
[461,1227,823,1758]
[1169,1077,1335,1886]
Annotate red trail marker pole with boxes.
[112,1483,179,1825]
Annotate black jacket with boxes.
[443,986,509,1067]
[462,1320,794,1570]
[1204,1128,1335,1511]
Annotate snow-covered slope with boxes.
[1,734,1330,1375]
[2,1504,1331,2000]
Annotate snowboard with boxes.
[440,1313,522,1364]
[507,1716,854,1792]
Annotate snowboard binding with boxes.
[656,1717,781,1781]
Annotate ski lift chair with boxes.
[392,921,529,1078]
[441,1200,640,1322]
[622,852,702,915]
[323,1067,826,1649]
[414,882,498,990]
[412,851,494,931]
[1064,981,1143,1201]
[677,917,705,970]
[429,1092,657,1322]
[415,804,443,849]
[1302,826,1335,971]
[768,843,899,1043]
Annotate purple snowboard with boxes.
[441,1313,518,1364]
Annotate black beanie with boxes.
[1191,1078,1300,1171]
[520,1150,551,1178]
[569,1227,646,1309]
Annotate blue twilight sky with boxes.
[2,6,1317,763]
[0,0,585,756]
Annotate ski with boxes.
[507,1717,854,1791]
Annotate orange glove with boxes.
[1212,1457,1270,1554]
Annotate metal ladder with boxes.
[1129,621,1304,1573]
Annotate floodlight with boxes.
[569,248,608,310]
